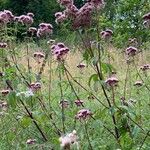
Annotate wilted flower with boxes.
[0,42,8,48]
[75,109,92,120]
[26,139,36,145]
[140,64,150,71]
[37,23,53,37]
[74,99,84,107]
[1,89,10,96]
[134,81,143,87]
[51,42,69,61]
[59,100,69,108]
[126,46,137,56]
[101,29,113,40]
[105,76,119,87]
[59,130,78,149]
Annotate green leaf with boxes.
[20,116,32,128]
[88,74,99,87]
[7,91,17,108]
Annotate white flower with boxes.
[59,130,79,149]
[16,90,34,98]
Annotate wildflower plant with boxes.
[0,0,150,150]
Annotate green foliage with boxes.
[102,0,150,47]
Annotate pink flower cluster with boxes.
[75,109,92,120]
[105,76,119,87]
[29,82,41,92]
[74,99,84,107]
[101,29,113,40]
[126,46,137,56]
[140,64,150,71]
[1,89,10,96]
[0,10,14,24]
[142,12,150,28]
[51,42,69,61]
[37,23,53,37]
[55,12,67,24]
[56,0,104,29]
[14,13,34,26]
[0,42,7,48]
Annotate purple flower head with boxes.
[126,46,137,56]
[0,10,14,25]
[105,76,119,87]
[30,82,41,92]
[55,13,66,24]
[4,10,14,21]
[74,99,84,107]
[37,23,53,37]
[18,15,33,26]
[51,43,69,61]
[75,109,92,120]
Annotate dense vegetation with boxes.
[0,0,150,149]
[1,0,150,46]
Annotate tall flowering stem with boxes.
[58,62,66,134]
